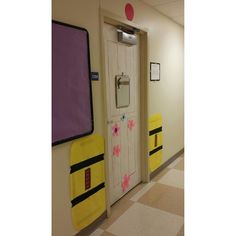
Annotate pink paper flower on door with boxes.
[121,174,131,192]
[127,119,135,131]
[112,123,120,136]
[113,145,121,157]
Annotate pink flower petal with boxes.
[113,145,121,157]
[112,123,120,136]
[121,174,131,192]
[128,119,135,131]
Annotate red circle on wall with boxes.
[125,3,134,21]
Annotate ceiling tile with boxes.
[154,0,180,6]
[141,0,163,6]
[155,0,184,17]
[141,0,184,26]
[142,0,179,7]
[172,15,184,26]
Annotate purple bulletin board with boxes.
[52,21,94,146]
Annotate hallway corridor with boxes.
[90,154,184,236]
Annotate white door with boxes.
[104,23,141,205]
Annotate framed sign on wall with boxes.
[52,20,94,146]
[150,62,160,81]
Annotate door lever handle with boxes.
[107,120,114,124]
[115,72,130,89]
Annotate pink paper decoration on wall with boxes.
[125,3,134,21]
[121,174,131,192]
[112,123,120,136]
[127,119,135,131]
[113,145,121,157]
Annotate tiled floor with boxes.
[90,154,184,236]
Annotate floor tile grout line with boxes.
[105,202,184,236]
[129,182,156,202]
[96,155,184,235]
[136,201,184,219]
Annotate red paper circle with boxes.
[125,3,134,21]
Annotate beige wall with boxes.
[52,0,184,235]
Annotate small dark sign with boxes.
[85,168,91,190]
[91,72,99,81]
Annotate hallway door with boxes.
[104,23,141,205]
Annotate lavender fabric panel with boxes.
[52,23,92,143]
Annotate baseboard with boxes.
[74,211,107,236]
[150,148,184,180]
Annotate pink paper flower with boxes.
[121,174,131,192]
[113,145,121,157]
[127,119,135,131]
[112,123,120,136]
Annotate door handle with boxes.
[107,120,114,124]
[115,72,130,89]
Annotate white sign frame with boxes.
[150,62,160,81]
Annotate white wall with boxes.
[52,0,184,235]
